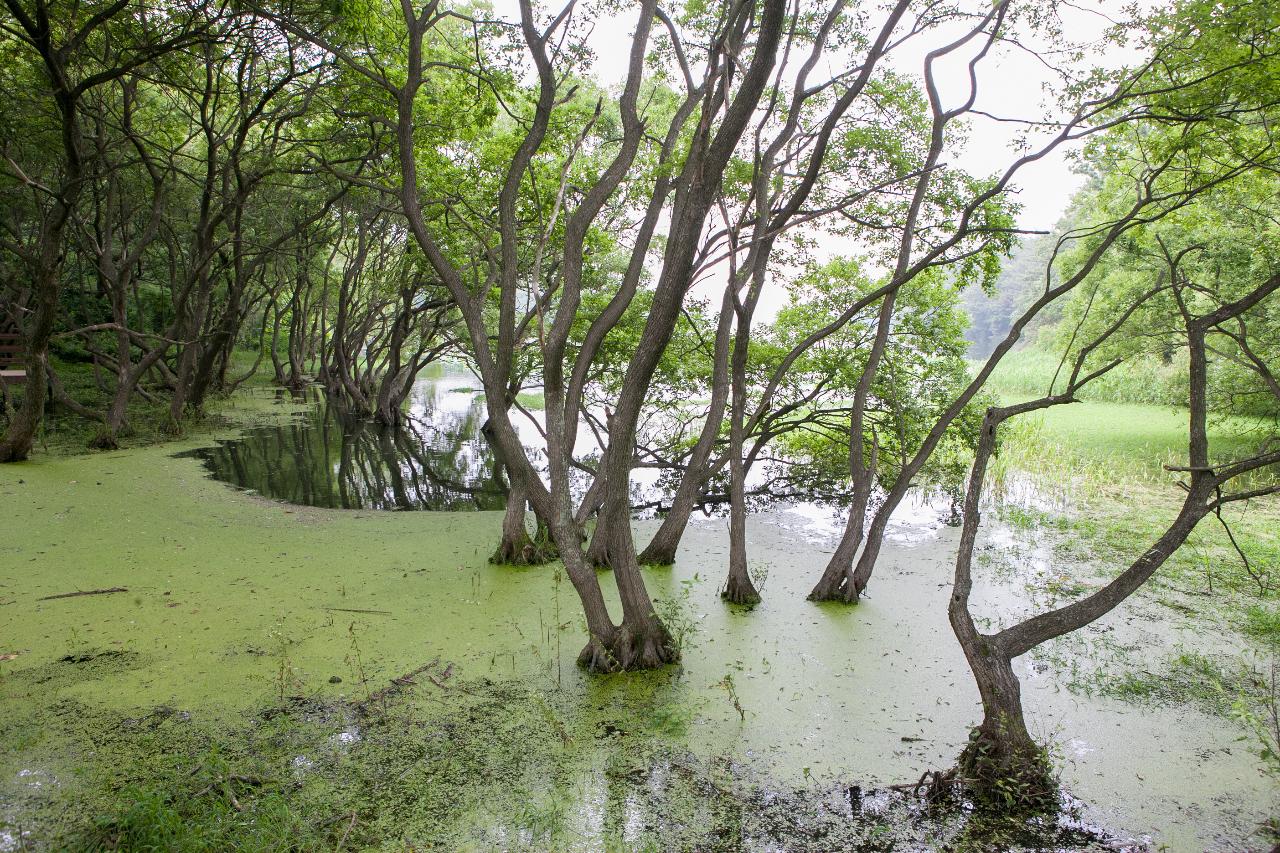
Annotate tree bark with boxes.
[723,294,759,605]
[637,287,734,565]
[808,437,877,602]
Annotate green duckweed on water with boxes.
[0,388,1276,850]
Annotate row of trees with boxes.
[3,0,1278,804]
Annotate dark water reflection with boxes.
[183,370,816,515]
[183,375,513,511]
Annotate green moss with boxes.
[0,683,1129,852]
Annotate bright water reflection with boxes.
[182,371,513,511]
[183,367,959,522]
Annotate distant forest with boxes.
[962,230,1062,359]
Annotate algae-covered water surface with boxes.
[1,384,1276,851]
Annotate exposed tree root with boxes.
[489,531,558,566]
[889,767,959,804]
[721,572,761,605]
[956,724,1058,812]
[576,621,680,673]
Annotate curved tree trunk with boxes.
[808,449,876,603]
[947,408,1054,805]
[847,488,898,598]
[637,287,734,565]
[810,293,895,602]
[954,640,1051,801]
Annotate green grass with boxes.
[1245,605,1280,648]
[74,787,318,853]
[986,347,1189,409]
[1072,649,1256,714]
[8,348,280,455]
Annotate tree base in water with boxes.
[956,724,1058,812]
[489,533,558,566]
[806,574,862,604]
[88,431,120,451]
[721,573,761,605]
[636,543,677,566]
[577,622,679,672]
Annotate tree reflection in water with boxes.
[184,378,513,511]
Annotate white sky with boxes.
[571,0,1136,229]
[484,0,1143,313]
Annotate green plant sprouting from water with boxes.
[1231,659,1280,775]
[719,673,746,721]
[652,574,701,654]
[345,621,372,706]
[267,620,304,704]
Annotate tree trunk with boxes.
[809,437,878,602]
[722,308,759,605]
[585,524,614,569]
[848,498,893,598]
[637,287,734,565]
[0,80,82,461]
[954,640,1053,806]
[811,290,895,603]
[0,344,49,462]
[581,499,678,671]
[0,257,60,461]
[947,408,1054,807]
[490,474,556,565]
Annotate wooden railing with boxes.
[0,332,26,387]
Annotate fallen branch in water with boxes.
[38,587,127,601]
[357,657,442,713]
[191,768,266,813]
[887,767,959,802]
[426,663,455,690]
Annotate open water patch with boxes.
[179,379,509,511]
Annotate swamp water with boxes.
[179,370,509,511]
[0,380,1275,850]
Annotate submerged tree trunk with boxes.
[947,407,1054,806]
[638,288,734,566]
[577,500,677,671]
[810,292,895,603]
[953,639,1051,802]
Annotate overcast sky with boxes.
[484,1,1141,313]
[533,1,1135,228]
